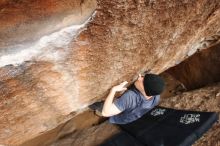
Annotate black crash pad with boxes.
[101,106,218,146]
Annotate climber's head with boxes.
[135,73,165,98]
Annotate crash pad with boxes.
[101,106,218,146]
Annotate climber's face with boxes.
[134,74,147,97]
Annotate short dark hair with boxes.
[143,74,165,96]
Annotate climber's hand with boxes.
[112,81,128,92]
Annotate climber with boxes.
[90,73,165,124]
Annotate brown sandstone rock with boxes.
[0,0,220,145]
[0,0,97,48]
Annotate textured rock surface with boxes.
[50,83,220,146]
[0,0,220,145]
[0,0,97,49]
[73,0,220,104]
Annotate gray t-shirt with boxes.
[109,86,160,124]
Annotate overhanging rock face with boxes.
[0,0,220,145]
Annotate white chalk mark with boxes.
[0,11,96,67]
